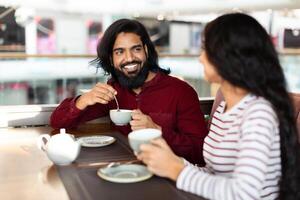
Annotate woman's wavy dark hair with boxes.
[90,18,170,77]
[203,13,300,199]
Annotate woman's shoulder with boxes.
[245,95,276,115]
[242,95,278,127]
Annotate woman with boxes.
[137,13,300,200]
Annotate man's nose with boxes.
[125,51,133,62]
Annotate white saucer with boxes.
[97,164,153,183]
[77,136,116,147]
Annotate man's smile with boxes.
[123,63,138,73]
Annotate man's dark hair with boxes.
[91,18,170,77]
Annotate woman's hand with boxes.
[76,83,117,110]
[137,138,185,181]
[130,109,162,131]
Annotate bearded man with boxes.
[50,19,208,165]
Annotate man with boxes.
[50,19,208,165]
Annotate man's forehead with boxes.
[113,32,143,47]
[116,32,140,38]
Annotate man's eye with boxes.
[134,47,142,52]
[115,50,123,55]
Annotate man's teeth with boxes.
[124,64,137,69]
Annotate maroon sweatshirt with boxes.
[50,73,208,165]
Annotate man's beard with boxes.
[112,61,150,90]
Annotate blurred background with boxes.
[1,0,300,105]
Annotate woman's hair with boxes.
[203,13,300,199]
[90,18,170,76]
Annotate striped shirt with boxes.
[177,94,281,200]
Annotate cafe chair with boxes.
[290,93,300,142]
[207,89,224,128]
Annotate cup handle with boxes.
[37,134,51,151]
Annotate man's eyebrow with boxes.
[113,44,143,51]
[113,47,124,52]
[131,44,143,49]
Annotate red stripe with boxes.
[240,147,269,158]
[261,191,279,198]
[210,121,229,130]
[203,149,237,159]
[242,131,272,142]
[247,116,275,126]
[207,135,220,143]
[213,168,234,173]
[236,171,263,184]
[204,141,239,151]
[227,131,239,135]
[209,129,224,137]
[236,163,265,175]
[244,108,276,120]
[222,140,239,143]
[266,175,281,182]
[262,184,279,190]
[242,139,272,149]
[239,155,269,165]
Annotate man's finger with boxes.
[131,113,143,120]
[131,126,146,131]
[132,109,143,114]
[130,120,144,126]
[95,83,117,96]
[150,138,167,147]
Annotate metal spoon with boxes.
[106,162,121,169]
[113,95,120,111]
[100,162,123,175]
[102,160,138,171]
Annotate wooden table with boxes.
[0,126,69,200]
[0,123,113,200]
[0,124,202,200]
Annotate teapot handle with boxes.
[37,134,51,151]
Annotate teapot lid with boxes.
[60,128,66,134]
[52,128,72,140]
[50,128,76,144]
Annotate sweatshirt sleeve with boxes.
[50,96,110,129]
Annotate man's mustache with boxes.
[120,61,142,69]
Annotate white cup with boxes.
[109,109,132,125]
[128,128,162,154]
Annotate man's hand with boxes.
[75,83,117,110]
[130,109,162,131]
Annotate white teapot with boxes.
[37,128,81,165]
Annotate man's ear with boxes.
[144,45,148,58]
[110,56,113,66]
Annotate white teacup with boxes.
[109,109,132,125]
[128,128,162,154]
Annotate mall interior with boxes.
[1,1,300,199]
[1,0,300,105]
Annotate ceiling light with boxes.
[157,14,164,21]
[14,7,35,27]
[133,13,140,18]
